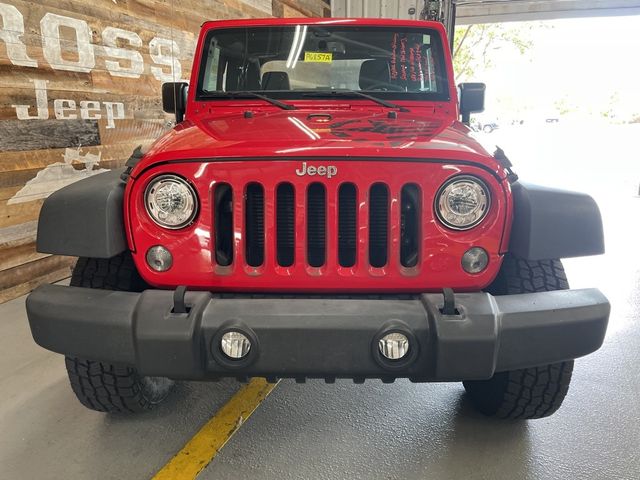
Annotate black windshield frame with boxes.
[195,25,451,103]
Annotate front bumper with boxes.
[26,285,609,381]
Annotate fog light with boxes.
[462,247,489,274]
[378,333,409,360]
[221,331,251,359]
[146,246,173,272]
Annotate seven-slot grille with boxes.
[213,181,422,272]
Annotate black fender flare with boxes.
[36,169,128,258]
[509,182,604,260]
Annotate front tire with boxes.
[66,357,173,413]
[463,256,574,419]
[65,253,174,413]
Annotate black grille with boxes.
[214,183,233,266]
[400,184,420,268]
[368,183,388,268]
[338,183,357,267]
[307,183,326,267]
[276,183,295,267]
[212,179,420,273]
[245,183,264,267]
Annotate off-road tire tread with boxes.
[65,357,159,413]
[70,254,147,292]
[487,257,569,295]
[65,253,170,413]
[464,255,574,420]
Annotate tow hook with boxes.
[441,288,459,315]
[172,285,189,314]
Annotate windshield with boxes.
[196,25,449,101]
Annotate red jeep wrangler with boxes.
[27,18,609,419]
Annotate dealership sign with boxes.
[0,2,188,128]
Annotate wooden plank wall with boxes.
[0,0,330,303]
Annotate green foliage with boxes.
[452,23,535,81]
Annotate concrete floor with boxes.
[1,124,640,479]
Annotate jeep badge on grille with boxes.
[295,162,337,179]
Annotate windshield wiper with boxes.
[302,89,409,112]
[201,91,296,110]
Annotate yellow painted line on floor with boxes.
[152,378,280,480]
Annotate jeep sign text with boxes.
[295,162,338,178]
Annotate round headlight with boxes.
[435,176,490,230]
[145,175,198,229]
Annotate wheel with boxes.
[483,124,494,133]
[463,255,574,419]
[65,253,174,413]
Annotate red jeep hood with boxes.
[140,107,502,174]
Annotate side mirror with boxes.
[458,82,486,125]
[162,82,188,123]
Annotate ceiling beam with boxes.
[456,0,640,24]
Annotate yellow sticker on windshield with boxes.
[304,52,333,63]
